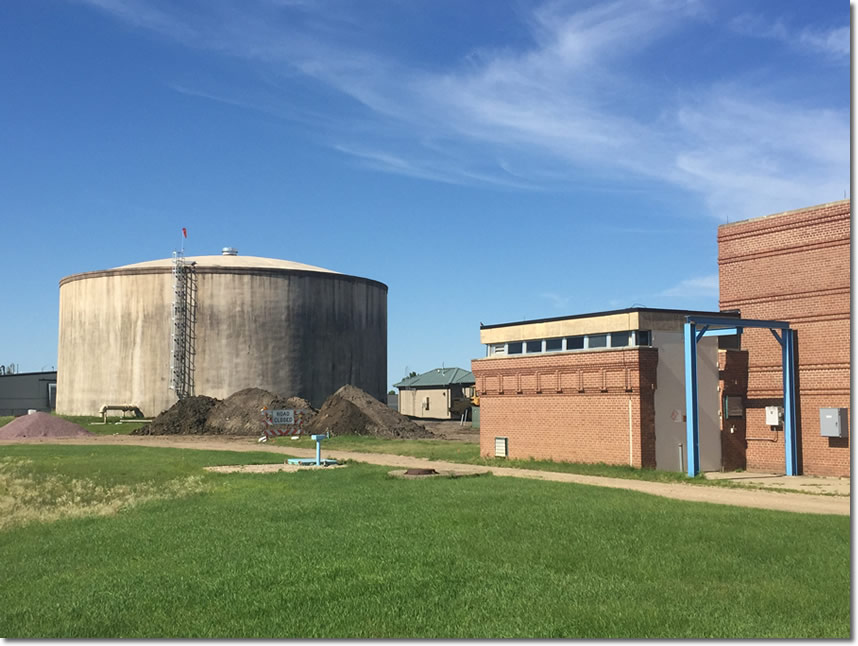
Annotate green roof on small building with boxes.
[394,367,475,389]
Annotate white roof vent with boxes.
[221,247,238,256]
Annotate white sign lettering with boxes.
[271,409,295,425]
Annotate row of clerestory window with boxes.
[487,330,651,357]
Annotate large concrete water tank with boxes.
[56,253,387,415]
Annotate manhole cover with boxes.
[404,468,439,476]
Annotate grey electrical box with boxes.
[765,405,783,426]
[820,408,848,438]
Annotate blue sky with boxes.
[0,0,849,391]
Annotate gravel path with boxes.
[2,434,849,516]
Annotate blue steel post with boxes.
[315,438,322,466]
[687,315,795,476]
[684,322,700,477]
[783,330,798,475]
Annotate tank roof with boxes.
[115,255,339,274]
[59,254,392,290]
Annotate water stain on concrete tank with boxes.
[56,253,387,416]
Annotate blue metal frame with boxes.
[684,316,798,477]
[686,315,789,330]
[683,322,700,476]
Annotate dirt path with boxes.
[3,435,849,516]
[419,420,480,443]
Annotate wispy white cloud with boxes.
[75,0,848,219]
[74,0,199,41]
[730,12,849,58]
[672,91,848,220]
[168,82,336,130]
[658,274,719,299]
[332,144,539,190]
[541,292,570,310]
[798,26,849,58]
[603,227,695,234]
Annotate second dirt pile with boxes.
[205,388,315,435]
[306,385,433,439]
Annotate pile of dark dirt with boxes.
[0,412,94,439]
[204,388,316,435]
[134,386,418,438]
[306,385,434,439]
[133,396,220,435]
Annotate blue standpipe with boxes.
[310,433,327,466]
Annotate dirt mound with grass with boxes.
[0,412,94,438]
[204,388,317,435]
[306,385,434,439]
[133,396,221,435]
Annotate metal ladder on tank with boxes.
[169,251,196,399]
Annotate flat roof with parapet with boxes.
[0,371,57,378]
[479,307,738,345]
[718,199,850,229]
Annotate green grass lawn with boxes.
[52,415,150,435]
[275,435,733,486]
[0,444,849,638]
[275,433,483,463]
[0,416,842,494]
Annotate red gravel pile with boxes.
[0,412,94,438]
[306,385,434,439]
[205,388,316,435]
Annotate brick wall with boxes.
[472,348,658,468]
[718,200,850,476]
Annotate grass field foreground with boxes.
[0,444,849,639]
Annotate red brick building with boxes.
[472,309,731,471]
[472,200,849,476]
[718,199,850,477]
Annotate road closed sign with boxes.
[260,408,310,436]
[270,409,295,425]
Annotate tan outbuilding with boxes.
[394,367,475,420]
[56,252,387,416]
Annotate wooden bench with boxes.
[99,404,143,423]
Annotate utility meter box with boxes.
[820,408,848,438]
[765,406,783,426]
[723,396,744,419]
